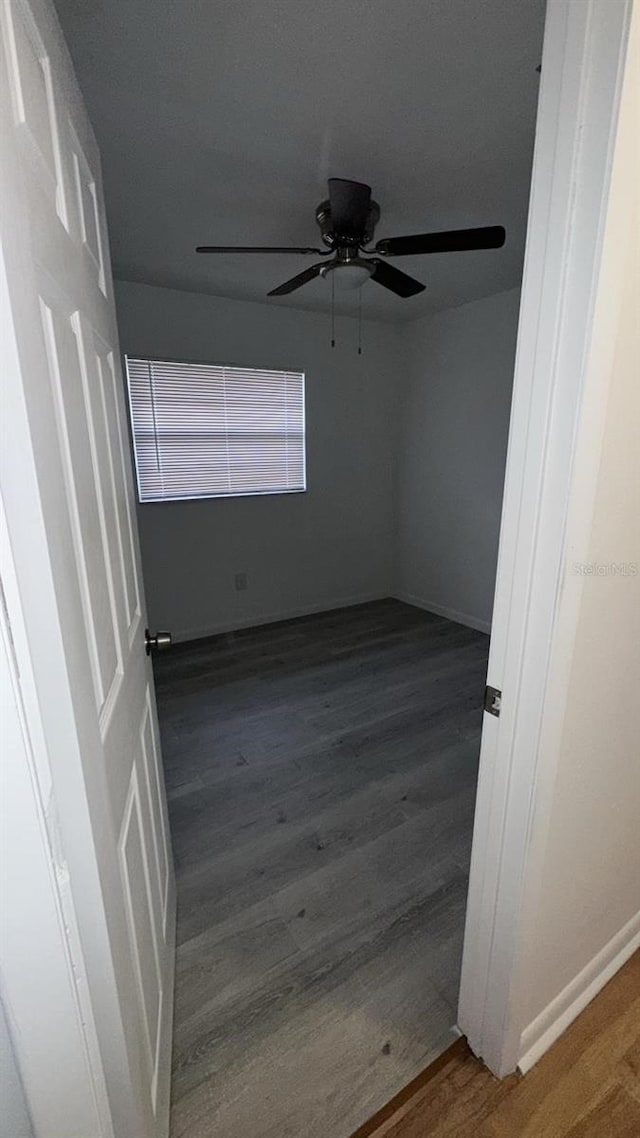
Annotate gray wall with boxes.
[395,288,521,631]
[0,999,35,1138]
[115,282,520,641]
[115,281,400,640]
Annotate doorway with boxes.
[3,1,634,1136]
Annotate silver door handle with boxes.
[145,629,172,656]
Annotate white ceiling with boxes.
[54,0,546,322]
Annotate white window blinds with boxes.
[125,357,306,503]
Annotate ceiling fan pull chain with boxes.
[358,288,363,356]
[331,272,336,348]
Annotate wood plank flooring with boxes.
[154,599,489,1138]
[357,950,640,1138]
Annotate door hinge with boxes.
[484,685,502,717]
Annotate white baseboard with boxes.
[518,910,640,1073]
[391,590,491,635]
[172,590,388,643]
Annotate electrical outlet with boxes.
[235,572,248,591]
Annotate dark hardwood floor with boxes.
[154,599,489,1138]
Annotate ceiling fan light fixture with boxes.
[196,178,505,302]
[321,262,373,291]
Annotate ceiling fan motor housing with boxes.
[315,198,381,248]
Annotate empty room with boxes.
[4,0,640,1135]
[49,1,543,1134]
[1,0,577,1134]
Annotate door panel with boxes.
[4,0,63,216]
[140,689,172,936]
[119,761,165,1115]
[95,340,143,643]
[40,295,123,721]
[0,0,176,1132]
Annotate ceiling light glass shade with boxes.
[328,263,373,290]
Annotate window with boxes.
[125,357,306,503]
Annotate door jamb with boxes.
[0,488,115,1138]
[458,0,634,1077]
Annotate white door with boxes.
[0,0,176,1134]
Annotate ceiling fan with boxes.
[196,178,505,299]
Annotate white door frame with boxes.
[1,0,635,1124]
[458,0,635,1077]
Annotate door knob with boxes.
[145,628,172,656]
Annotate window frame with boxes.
[124,353,307,505]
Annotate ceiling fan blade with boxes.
[369,259,425,297]
[375,225,506,257]
[328,178,372,238]
[267,262,326,296]
[196,245,327,254]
